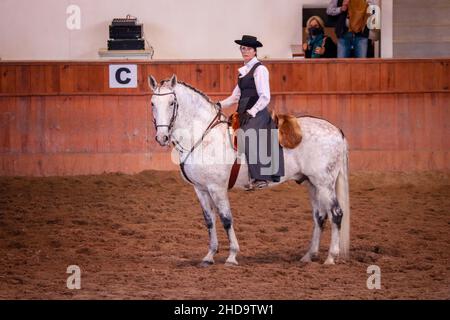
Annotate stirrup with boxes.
[245,180,269,191]
[253,180,269,189]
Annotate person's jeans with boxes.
[337,32,368,58]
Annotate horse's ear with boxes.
[169,74,177,88]
[148,75,158,92]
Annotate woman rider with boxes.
[218,35,284,190]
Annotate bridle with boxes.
[152,91,179,136]
[152,89,231,165]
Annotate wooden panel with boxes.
[0,59,449,176]
[423,62,437,92]
[14,96,29,153]
[336,62,351,92]
[30,97,46,153]
[410,62,425,92]
[1,65,16,94]
[350,63,366,92]
[442,61,450,90]
[285,95,308,116]
[308,63,326,92]
[2,150,448,177]
[1,59,449,96]
[193,64,221,92]
[325,63,338,92]
[0,152,177,177]
[0,97,19,153]
[321,94,340,128]
[347,94,364,150]
[138,64,150,93]
[15,66,31,94]
[394,62,411,92]
[350,151,450,172]
[380,94,398,150]
[74,66,90,92]
[29,65,46,93]
[441,94,450,150]
[425,93,443,151]
[59,64,75,93]
[219,63,238,93]
[305,95,323,117]
[365,63,380,92]
[153,64,177,84]
[379,62,395,91]
[409,93,426,150]
[395,93,411,151]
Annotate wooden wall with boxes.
[0,59,449,176]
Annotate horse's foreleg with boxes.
[208,185,239,266]
[194,187,218,266]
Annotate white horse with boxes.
[149,74,350,266]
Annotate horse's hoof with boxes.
[301,252,320,263]
[324,257,336,265]
[224,260,238,267]
[199,260,214,268]
[300,255,311,263]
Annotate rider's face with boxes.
[240,46,256,63]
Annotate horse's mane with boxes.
[160,79,214,105]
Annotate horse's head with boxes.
[149,74,178,146]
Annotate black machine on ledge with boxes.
[108,15,145,50]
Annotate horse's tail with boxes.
[336,137,350,260]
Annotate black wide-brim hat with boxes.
[234,35,263,48]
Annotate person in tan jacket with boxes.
[327,0,377,58]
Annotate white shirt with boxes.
[219,57,270,117]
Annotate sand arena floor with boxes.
[0,170,449,299]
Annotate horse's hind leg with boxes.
[207,185,240,266]
[324,196,343,265]
[309,181,342,265]
[301,178,343,265]
[194,187,218,266]
[301,181,326,263]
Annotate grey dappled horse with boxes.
[149,74,350,266]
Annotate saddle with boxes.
[226,110,302,190]
[228,111,302,150]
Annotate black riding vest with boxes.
[237,62,262,114]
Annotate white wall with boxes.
[381,0,393,58]
[0,0,391,60]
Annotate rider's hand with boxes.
[239,112,252,127]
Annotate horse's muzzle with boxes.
[155,134,169,146]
